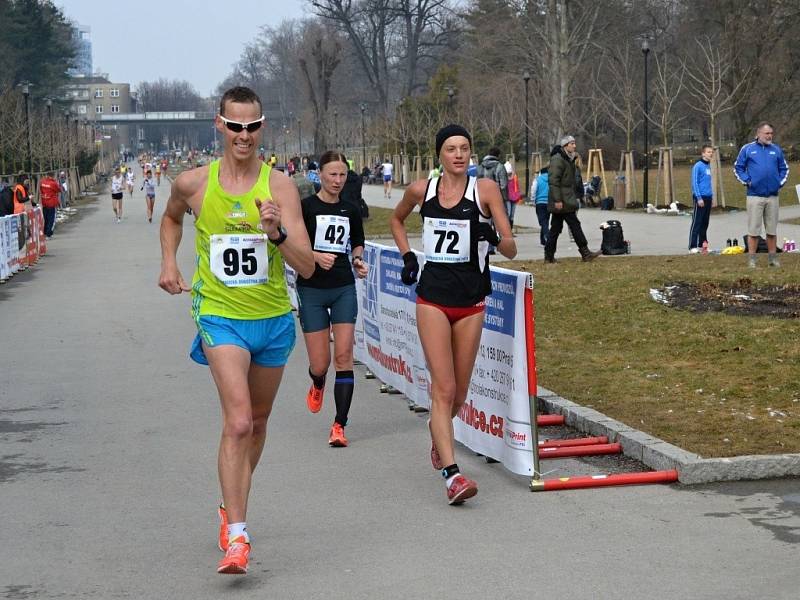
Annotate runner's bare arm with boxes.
[390,180,426,254]
[265,169,315,279]
[477,178,517,259]
[158,169,204,294]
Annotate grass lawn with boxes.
[495,254,800,458]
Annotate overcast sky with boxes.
[57,0,308,96]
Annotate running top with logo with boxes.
[111,175,124,194]
[297,193,365,289]
[416,176,492,307]
[142,177,156,196]
[191,159,291,320]
[126,171,135,185]
[382,162,393,179]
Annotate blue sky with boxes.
[57,0,308,95]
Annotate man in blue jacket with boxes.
[689,145,713,250]
[734,122,789,268]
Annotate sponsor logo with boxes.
[457,400,504,439]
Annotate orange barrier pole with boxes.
[539,436,608,448]
[537,414,565,426]
[539,442,622,459]
[531,470,679,491]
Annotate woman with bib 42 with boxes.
[297,151,368,447]
[390,125,517,505]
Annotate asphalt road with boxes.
[1,171,798,599]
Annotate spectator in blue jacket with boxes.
[734,122,789,268]
[530,167,550,246]
[689,145,713,250]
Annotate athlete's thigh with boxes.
[416,303,455,389]
[331,322,355,366]
[204,343,254,416]
[451,311,484,394]
[303,329,331,371]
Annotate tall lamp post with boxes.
[297,117,302,155]
[333,109,338,150]
[19,82,34,174]
[45,99,55,170]
[523,70,531,201]
[641,38,650,209]
[360,103,366,169]
[446,86,455,119]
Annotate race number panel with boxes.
[422,217,470,263]
[314,214,350,253]
[210,234,268,286]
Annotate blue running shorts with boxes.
[296,284,358,333]
[190,312,296,367]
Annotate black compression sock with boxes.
[309,367,326,390]
[334,370,354,426]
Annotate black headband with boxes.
[435,124,472,156]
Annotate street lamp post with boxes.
[446,86,455,119]
[333,109,338,150]
[19,82,34,174]
[523,70,531,202]
[642,38,650,209]
[46,99,55,171]
[297,117,302,155]
[360,103,366,169]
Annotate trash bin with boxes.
[614,176,626,209]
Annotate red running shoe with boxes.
[447,475,478,505]
[329,422,348,447]
[217,536,250,575]
[217,504,228,552]
[306,383,324,413]
[428,420,443,470]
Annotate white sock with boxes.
[445,474,460,488]
[227,522,249,543]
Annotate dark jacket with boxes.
[548,145,578,213]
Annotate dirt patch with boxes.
[651,279,800,318]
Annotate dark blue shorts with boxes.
[190,312,296,367]
[296,284,358,333]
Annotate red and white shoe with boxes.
[447,475,478,505]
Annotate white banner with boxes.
[353,242,536,476]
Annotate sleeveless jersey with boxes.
[191,159,291,320]
[415,176,492,307]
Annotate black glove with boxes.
[477,222,500,246]
[401,251,419,285]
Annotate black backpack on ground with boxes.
[601,220,627,255]
[600,196,615,210]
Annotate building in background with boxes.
[67,22,92,77]
[63,75,135,154]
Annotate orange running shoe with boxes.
[217,536,250,575]
[329,422,348,447]
[217,504,228,552]
[306,383,324,413]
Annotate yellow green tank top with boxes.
[191,159,291,320]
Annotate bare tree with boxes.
[599,43,641,152]
[650,50,686,147]
[682,36,750,147]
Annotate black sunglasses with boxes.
[219,115,265,133]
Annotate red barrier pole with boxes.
[524,284,541,482]
[539,442,622,459]
[539,436,608,448]
[537,414,565,426]
[530,470,679,491]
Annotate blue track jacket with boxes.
[691,159,712,199]
[733,141,789,197]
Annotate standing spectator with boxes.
[504,160,521,232]
[0,177,13,217]
[39,172,61,237]
[58,171,69,208]
[340,163,368,219]
[544,136,600,263]
[477,147,508,205]
[689,145,714,251]
[13,175,30,215]
[531,167,550,246]
[734,122,789,268]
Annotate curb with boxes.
[536,386,800,484]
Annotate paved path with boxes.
[1,171,798,599]
[361,182,800,259]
